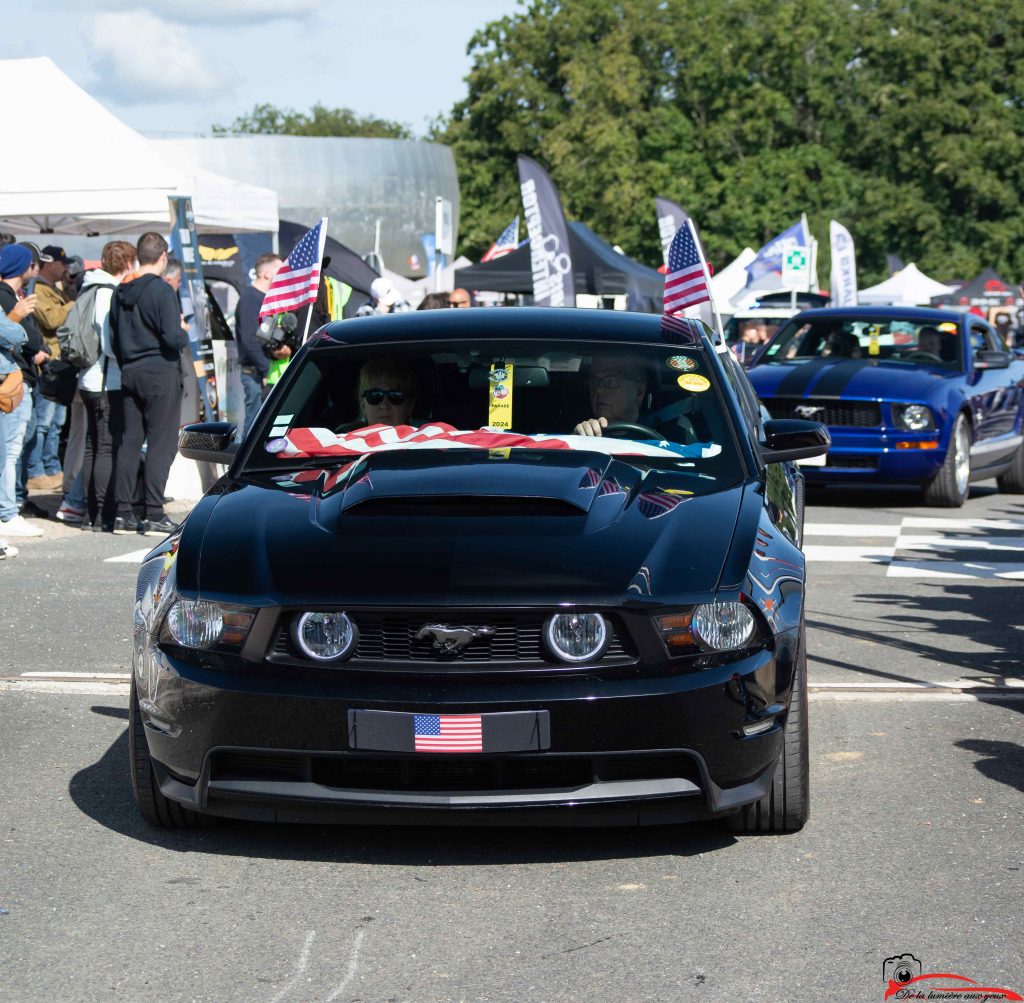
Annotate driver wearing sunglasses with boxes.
[574,357,647,436]
[356,358,417,427]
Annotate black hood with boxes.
[115,272,163,307]
[187,451,745,606]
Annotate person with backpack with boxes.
[64,241,135,531]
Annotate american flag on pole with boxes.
[259,218,327,321]
[414,714,483,753]
[663,218,711,315]
[480,217,520,262]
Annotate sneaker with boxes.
[139,516,179,537]
[0,539,17,559]
[112,516,142,535]
[56,501,85,524]
[0,515,44,537]
[26,473,63,492]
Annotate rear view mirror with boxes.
[467,365,550,389]
[178,421,239,465]
[759,419,831,465]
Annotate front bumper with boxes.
[135,635,799,826]
[803,426,946,484]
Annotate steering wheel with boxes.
[602,421,663,440]
[905,350,942,362]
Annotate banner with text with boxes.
[655,197,689,267]
[829,220,858,307]
[517,155,575,307]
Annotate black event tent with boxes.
[454,222,664,313]
[931,267,1022,311]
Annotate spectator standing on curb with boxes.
[109,233,188,536]
[0,243,46,537]
[235,253,282,433]
[77,240,134,531]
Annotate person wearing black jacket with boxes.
[234,252,282,433]
[109,233,189,536]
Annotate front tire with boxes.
[996,440,1024,493]
[725,620,809,834]
[129,679,213,828]
[923,413,971,507]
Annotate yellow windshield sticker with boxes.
[488,363,514,429]
[868,325,880,356]
[677,373,710,392]
[488,448,511,460]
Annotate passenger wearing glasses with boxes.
[574,357,647,436]
[355,358,417,427]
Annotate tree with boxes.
[213,103,412,140]
[435,0,1024,284]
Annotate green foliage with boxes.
[213,103,412,140]
[435,0,1024,283]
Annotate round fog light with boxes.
[544,612,609,663]
[691,602,756,651]
[293,611,357,662]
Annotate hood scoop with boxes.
[332,449,626,516]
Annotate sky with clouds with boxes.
[2,0,524,137]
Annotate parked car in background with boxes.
[129,308,829,833]
[747,306,1024,506]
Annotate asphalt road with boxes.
[1,484,1022,1002]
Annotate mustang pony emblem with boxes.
[794,404,825,419]
[415,624,496,655]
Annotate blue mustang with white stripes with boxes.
[747,307,1024,506]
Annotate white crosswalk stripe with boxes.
[805,516,1024,579]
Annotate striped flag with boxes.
[663,218,711,314]
[259,218,327,321]
[481,217,520,262]
[414,714,483,753]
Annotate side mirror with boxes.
[178,421,239,465]
[759,418,831,465]
[973,350,1010,371]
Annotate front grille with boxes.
[271,611,631,666]
[763,397,881,427]
[209,750,701,793]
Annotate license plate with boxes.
[348,709,550,753]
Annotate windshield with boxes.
[761,316,963,369]
[248,339,744,489]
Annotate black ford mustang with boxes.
[130,309,829,832]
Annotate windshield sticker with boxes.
[677,374,711,392]
[938,322,958,334]
[666,355,698,372]
[265,437,289,454]
[488,448,511,460]
[867,325,881,356]
[488,362,514,429]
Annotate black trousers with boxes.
[80,388,124,527]
[115,363,182,521]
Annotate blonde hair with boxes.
[356,358,417,402]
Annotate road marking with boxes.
[804,544,895,563]
[104,548,151,564]
[20,671,130,680]
[887,560,1024,580]
[804,522,901,537]
[896,534,1024,552]
[326,930,367,1002]
[901,517,1024,531]
[269,930,316,1003]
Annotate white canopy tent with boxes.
[858,262,957,306]
[0,57,277,235]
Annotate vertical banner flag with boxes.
[517,156,575,307]
[655,197,689,267]
[829,220,858,307]
[744,216,812,290]
[259,217,327,342]
[481,217,521,262]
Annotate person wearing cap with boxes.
[33,245,74,356]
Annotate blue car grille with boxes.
[763,397,882,427]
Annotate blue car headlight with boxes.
[894,404,935,431]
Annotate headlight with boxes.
[656,602,758,654]
[544,612,609,663]
[691,603,756,651]
[292,611,358,662]
[163,599,255,651]
[894,404,935,431]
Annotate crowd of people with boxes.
[0,233,189,560]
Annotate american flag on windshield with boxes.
[481,217,520,262]
[663,218,711,314]
[259,218,327,321]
